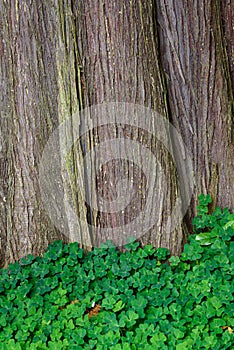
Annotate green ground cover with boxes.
[0,194,233,349]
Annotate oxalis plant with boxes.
[0,194,233,350]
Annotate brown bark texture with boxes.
[0,1,68,267]
[77,0,184,252]
[0,0,233,266]
[156,0,234,217]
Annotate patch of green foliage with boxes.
[0,194,233,349]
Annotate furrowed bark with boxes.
[156,0,234,221]
[0,0,233,265]
[0,1,67,266]
[77,0,185,254]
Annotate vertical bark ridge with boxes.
[156,0,234,217]
[77,0,183,253]
[0,1,66,266]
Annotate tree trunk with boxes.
[156,0,234,222]
[0,1,68,267]
[0,0,233,266]
[76,0,186,253]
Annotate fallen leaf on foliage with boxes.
[88,304,102,319]
[221,326,233,333]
